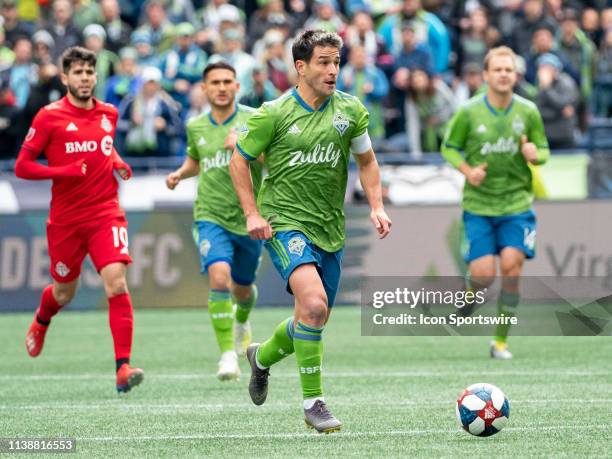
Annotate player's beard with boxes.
[67,83,94,102]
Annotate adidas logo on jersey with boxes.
[477,124,487,134]
[288,124,301,135]
[198,136,206,146]
[66,122,78,131]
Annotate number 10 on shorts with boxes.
[112,226,129,255]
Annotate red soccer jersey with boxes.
[20,96,124,225]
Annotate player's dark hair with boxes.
[61,46,97,73]
[202,61,237,81]
[292,30,343,64]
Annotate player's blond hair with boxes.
[483,46,516,71]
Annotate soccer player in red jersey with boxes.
[14,47,144,393]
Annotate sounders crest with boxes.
[333,111,350,136]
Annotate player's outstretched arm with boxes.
[354,149,391,239]
[15,147,87,180]
[165,156,200,190]
[229,150,271,240]
[111,148,133,181]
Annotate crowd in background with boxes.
[0,0,610,158]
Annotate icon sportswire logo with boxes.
[288,142,342,168]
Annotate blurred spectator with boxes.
[100,0,133,53]
[259,29,292,93]
[535,53,578,149]
[392,21,434,79]
[0,26,15,70]
[457,7,491,71]
[286,0,309,28]
[0,77,20,159]
[198,1,243,44]
[342,10,389,68]
[105,47,141,108]
[592,28,612,118]
[32,30,55,65]
[514,55,538,101]
[454,62,484,105]
[304,0,346,34]
[337,45,389,140]
[405,67,455,154]
[46,0,82,60]
[83,24,119,100]
[131,30,159,67]
[72,0,103,31]
[209,27,257,98]
[601,8,612,37]
[239,65,278,108]
[379,0,450,73]
[162,0,197,25]
[581,8,602,47]
[185,83,209,121]
[247,0,295,48]
[511,0,557,57]
[159,22,208,111]
[1,0,36,48]
[557,8,595,102]
[21,63,65,131]
[136,0,176,52]
[117,66,182,156]
[525,25,580,86]
[5,37,37,109]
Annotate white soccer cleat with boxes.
[234,320,252,356]
[490,341,513,360]
[217,351,240,381]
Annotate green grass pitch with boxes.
[1,307,610,457]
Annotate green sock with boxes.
[294,321,324,399]
[234,285,257,324]
[256,316,294,368]
[208,289,234,353]
[494,290,520,344]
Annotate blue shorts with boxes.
[193,221,263,285]
[265,230,344,307]
[462,209,537,264]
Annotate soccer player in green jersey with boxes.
[441,46,550,359]
[166,62,263,380]
[230,30,391,433]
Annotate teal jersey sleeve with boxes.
[441,107,470,169]
[527,107,550,165]
[236,103,275,161]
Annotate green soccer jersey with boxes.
[236,88,370,252]
[442,94,550,216]
[187,104,263,235]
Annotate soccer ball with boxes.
[456,383,510,437]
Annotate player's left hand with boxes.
[370,208,392,239]
[224,128,238,151]
[113,160,132,180]
[520,135,538,163]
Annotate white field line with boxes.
[1,399,611,411]
[71,424,611,442]
[0,369,609,381]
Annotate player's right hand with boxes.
[166,171,181,190]
[247,213,272,240]
[467,163,487,187]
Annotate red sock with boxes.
[108,293,134,362]
[36,285,62,324]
